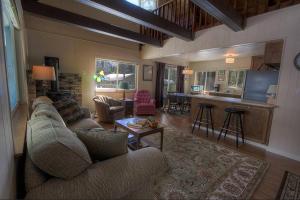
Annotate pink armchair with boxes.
[134,90,156,115]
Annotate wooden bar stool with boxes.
[192,103,214,136]
[218,107,245,148]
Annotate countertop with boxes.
[190,94,277,108]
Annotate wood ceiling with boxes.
[21,0,300,47]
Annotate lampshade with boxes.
[182,67,193,75]
[267,85,278,95]
[119,81,129,89]
[225,57,235,64]
[32,66,56,81]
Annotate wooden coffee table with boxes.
[114,118,164,151]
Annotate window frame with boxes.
[95,58,137,92]
[165,65,177,93]
[227,69,247,89]
[194,70,217,92]
[2,4,20,113]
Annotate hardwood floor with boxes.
[100,112,300,199]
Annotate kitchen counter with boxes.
[190,95,275,144]
[190,94,277,109]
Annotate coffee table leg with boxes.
[160,130,164,151]
[136,136,140,150]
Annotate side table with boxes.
[121,99,134,116]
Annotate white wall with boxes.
[0,2,16,198]
[142,5,300,161]
[25,14,157,111]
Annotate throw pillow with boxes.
[27,117,92,179]
[74,128,128,161]
[32,96,53,110]
[53,98,85,124]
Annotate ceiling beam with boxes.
[21,0,162,47]
[191,0,244,31]
[76,0,194,41]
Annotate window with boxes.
[126,0,157,11]
[195,71,216,91]
[228,70,246,89]
[2,4,19,111]
[95,59,136,90]
[164,65,177,94]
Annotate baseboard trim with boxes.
[193,125,268,149]
[266,147,300,162]
[192,124,300,162]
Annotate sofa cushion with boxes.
[31,104,66,126]
[27,116,92,179]
[68,118,102,130]
[74,128,128,161]
[32,96,53,110]
[53,98,85,124]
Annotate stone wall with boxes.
[27,70,82,106]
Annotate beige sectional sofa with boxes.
[25,97,168,199]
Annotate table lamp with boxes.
[32,65,56,97]
[119,81,129,100]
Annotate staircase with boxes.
[140,0,300,45]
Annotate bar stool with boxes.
[182,96,191,113]
[192,103,214,136]
[218,107,245,148]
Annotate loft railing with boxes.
[140,0,219,44]
[140,0,299,45]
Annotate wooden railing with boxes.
[140,0,299,45]
[140,0,220,44]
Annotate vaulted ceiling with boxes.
[22,0,300,47]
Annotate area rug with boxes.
[276,171,300,200]
[142,127,269,200]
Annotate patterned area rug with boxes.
[276,171,300,200]
[142,127,269,200]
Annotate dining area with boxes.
[163,93,191,114]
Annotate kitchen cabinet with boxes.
[251,55,265,71]
[191,96,275,144]
[264,40,283,65]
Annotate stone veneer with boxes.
[27,70,82,105]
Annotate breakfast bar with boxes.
[190,95,277,144]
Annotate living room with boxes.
[1,0,300,199]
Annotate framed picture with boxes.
[143,65,153,81]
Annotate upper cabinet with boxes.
[251,40,284,71]
[251,55,265,71]
[264,40,284,65]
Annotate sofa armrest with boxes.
[150,99,155,105]
[81,107,91,118]
[94,99,110,113]
[25,147,168,200]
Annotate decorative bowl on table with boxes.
[147,117,159,128]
